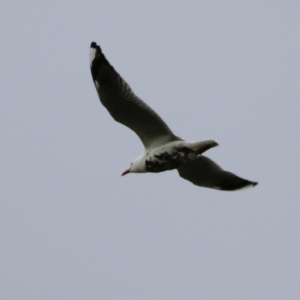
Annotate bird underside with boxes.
[145,147,199,173]
[144,140,219,173]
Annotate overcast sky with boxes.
[1,1,300,299]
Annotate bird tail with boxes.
[187,140,219,155]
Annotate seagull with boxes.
[89,42,258,191]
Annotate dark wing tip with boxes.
[218,177,258,191]
[90,41,108,80]
[90,41,102,56]
[90,41,102,52]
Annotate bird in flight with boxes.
[89,42,257,191]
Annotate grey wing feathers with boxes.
[177,156,258,191]
[90,42,179,149]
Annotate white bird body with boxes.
[123,140,218,175]
[89,42,258,191]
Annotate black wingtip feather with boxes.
[90,41,120,85]
[90,41,102,55]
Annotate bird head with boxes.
[121,154,146,176]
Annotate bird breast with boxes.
[145,143,197,173]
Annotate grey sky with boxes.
[1,1,300,299]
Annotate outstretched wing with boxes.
[90,42,179,149]
[177,156,258,191]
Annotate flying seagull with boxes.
[89,42,257,191]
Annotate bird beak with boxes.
[121,169,130,176]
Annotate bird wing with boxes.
[90,42,180,149]
[177,155,258,191]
